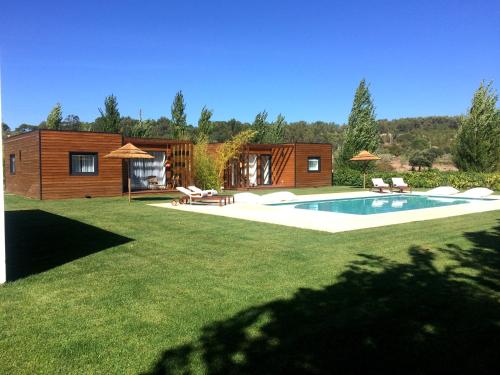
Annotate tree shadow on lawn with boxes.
[5,210,132,281]
[145,220,500,374]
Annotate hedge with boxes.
[333,168,500,191]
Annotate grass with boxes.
[1,189,499,374]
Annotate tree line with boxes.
[3,80,498,172]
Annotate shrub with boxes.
[333,167,500,190]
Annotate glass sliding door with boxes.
[131,151,166,190]
[261,155,272,185]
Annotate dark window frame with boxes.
[9,154,16,175]
[69,152,99,176]
[307,156,321,173]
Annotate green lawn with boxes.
[1,191,499,374]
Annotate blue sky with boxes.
[1,0,499,128]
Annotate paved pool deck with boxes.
[149,191,500,233]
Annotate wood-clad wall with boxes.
[3,131,41,199]
[294,143,332,187]
[40,131,123,199]
[270,145,295,187]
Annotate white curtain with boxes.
[248,154,257,186]
[71,154,95,173]
[231,161,237,187]
[262,155,271,185]
[131,151,166,190]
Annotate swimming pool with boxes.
[272,194,485,215]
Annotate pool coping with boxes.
[149,191,500,234]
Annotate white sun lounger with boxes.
[176,186,207,204]
[391,177,411,193]
[371,178,390,193]
[188,185,218,196]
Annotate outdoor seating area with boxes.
[371,177,411,193]
[175,186,234,206]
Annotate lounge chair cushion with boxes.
[372,178,389,187]
[188,186,218,196]
[392,177,408,187]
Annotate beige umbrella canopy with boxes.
[104,143,154,202]
[350,150,381,189]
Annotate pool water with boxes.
[273,194,475,215]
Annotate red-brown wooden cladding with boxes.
[3,131,41,199]
[4,131,330,199]
[40,130,123,199]
[207,143,331,188]
[270,144,295,187]
[295,143,332,187]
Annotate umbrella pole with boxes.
[128,160,131,203]
[363,173,366,190]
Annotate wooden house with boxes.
[208,143,332,189]
[4,130,331,199]
[3,130,193,199]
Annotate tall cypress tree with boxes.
[269,114,286,143]
[97,95,121,133]
[338,79,379,166]
[453,81,500,172]
[46,103,63,130]
[197,106,214,140]
[171,91,187,139]
[252,110,269,143]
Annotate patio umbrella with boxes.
[350,150,381,189]
[104,143,154,202]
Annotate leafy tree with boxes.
[46,103,63,130]
[252,111,269,143]
[171,91,187,139]
[61,114,81,130]
[2,123,11,136]
[193,140,220,189]
[338,79,379,167]
[215,129,257,183]
[197,106,214,141]
[211,119,249,142]
[409,150,433,171]
[96,95,121,133]
[15,124,38,133]
[453,81,500,172]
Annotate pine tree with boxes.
[338,79,379,166]
[171,91,187,139]
[97,95,121,133]
[453,81,500,172]
[197,106,214,140]
[46,103,63,130]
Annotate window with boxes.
[308,157,321,172]
[9,154,16,175]
[70,152,98,175]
